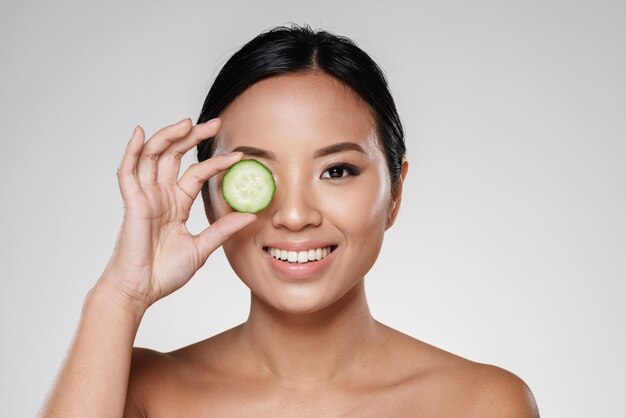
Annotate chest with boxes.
[141,378,433,417]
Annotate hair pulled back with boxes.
[197,24,405,200]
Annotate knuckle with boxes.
[143,153,159,162]
[186,162,204,182]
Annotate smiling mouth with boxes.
[262,245,338,264]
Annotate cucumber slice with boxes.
[221,159,276,213]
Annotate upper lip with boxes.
[263,241,337,251]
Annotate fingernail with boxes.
[177,117,191,124]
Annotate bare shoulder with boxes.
[124,328,239,417]
[124,347,172,417]
[124,344,212,417]
[456,362,539,417]
[375,323,539,417]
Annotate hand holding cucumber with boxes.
[96,118,258,309]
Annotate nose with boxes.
[270,176,322,231]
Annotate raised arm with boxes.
[38,118,256,417]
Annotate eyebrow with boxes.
[314,142,367,158]
[230,146,276,160]
[230,142,367,160]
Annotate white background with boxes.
[1,0,624,416]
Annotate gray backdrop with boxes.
[1,0,624,416]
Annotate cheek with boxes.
[322,172,391,238]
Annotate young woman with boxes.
[40,25,539,417]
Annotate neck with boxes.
[237,280,381,384]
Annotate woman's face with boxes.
[206,72,403,314]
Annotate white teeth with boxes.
[266,246,334,263]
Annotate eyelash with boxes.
[321,163,361,180]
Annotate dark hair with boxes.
[196,24,405,201]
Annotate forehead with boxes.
[214,72,381,156]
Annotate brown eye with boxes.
[321,164,360,179]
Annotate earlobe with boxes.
[386,199,400,230]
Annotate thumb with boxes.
[194,212,257,261]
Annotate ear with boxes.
[386,157,409,230]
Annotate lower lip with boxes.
[263,248,336,280]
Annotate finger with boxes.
[194,212,257,261]
[176,152,244,202]
[137,118,193,185]
[116,125,145,201]
[156,118,221,184]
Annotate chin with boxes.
[268,287,332,315]
[260,279,363,317]
[273,299,328,315]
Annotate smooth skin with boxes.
[40,72,539,417]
